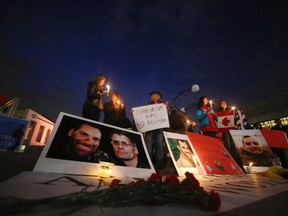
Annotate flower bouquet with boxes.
[0,172,221,215]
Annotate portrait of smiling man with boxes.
[46,121,111,163]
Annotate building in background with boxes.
[243,92,288,129]
[13,109,54,150]
[1,107,54,152]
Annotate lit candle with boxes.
[246,162,253,174]
[97,161,114,178]
[209,100,213,108]
[106,85,110,96]
[231,106,235,110]
[117,99,120,106]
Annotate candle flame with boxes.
[249,162,253,167]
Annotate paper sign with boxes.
[131,103,169,132]
[186,132,244,175]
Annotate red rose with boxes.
[110,179,121,188]
[147,173,163,184]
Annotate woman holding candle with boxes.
[103,92,132,128]
[195,96,218,138]
[82,74,109,121]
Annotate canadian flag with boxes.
[216,110,235,131]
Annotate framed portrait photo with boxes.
[230,129,277,172]
[163,131,202,176]
[34,112,155,178]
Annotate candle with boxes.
[106,85,110,96]
[231,106,235,110]
[246,162,253,174]
[97,161,114,178]
[209,100,213,108]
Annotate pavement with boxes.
[0,150,288,215]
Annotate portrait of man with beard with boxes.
[239,135,275,167]
[46,121,112,163]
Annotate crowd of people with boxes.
[79,74,287,171]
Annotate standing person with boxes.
[82,74,109,121]
[195,96,218,138]
[7,125,25,152]
[217,100,245,172]
[103,92,132,128]
[144,91,168,170]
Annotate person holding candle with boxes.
[103,92,132,128]
[82,74,109,121]
[195,96,219,138]
[216,100,245,172]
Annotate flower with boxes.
[0,172,221,215]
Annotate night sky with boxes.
[1,0,287,122]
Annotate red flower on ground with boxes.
[164,175,180,186]
[110,179,121,188]
[147,173,163,184]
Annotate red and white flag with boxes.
[216,110,235,132]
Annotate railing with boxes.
[0,97,21,116]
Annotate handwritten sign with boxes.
[132,104,170,132]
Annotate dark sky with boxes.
[1,0,287,122]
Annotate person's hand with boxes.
[102,90,109,96]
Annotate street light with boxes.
[173,84,200,108]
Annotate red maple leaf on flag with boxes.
[222,117,231,126]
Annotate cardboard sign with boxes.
[260,129,288,149]
[163,131,204,176]
[131,103,169,132]
[229,129,277,172]
[186,132,244,175]
[216,110,235,132]
[33,112,155,178]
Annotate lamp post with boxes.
[173,84,199,108]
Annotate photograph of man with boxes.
[239,135,274,167]
[110,130,149,168]
[176,139,196,168]
[46,121,112,163]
